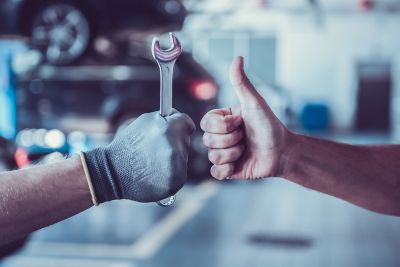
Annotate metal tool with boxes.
[152,32,182,207]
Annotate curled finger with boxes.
[200,109,242,134]
[208,144,244,165]
[203,129,243,149]
[210,163,235,180]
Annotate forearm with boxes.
[0,156,92,244]
[280,132,400,215]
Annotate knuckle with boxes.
[202,133,213,147]
[222,123,231,133]
[214,153,223,165]
[207,150,213,161]
[211,165,222,179]
[211,164,233,180]
[225,164,234,177]
[200,113,215,131]
[208,150,222,165]
[208,150,215,163]
[210,165,218,178]
[221,116,230,123]
[222,130,241,147]
[233,147,242,159]
[228,149,237,159]
[225,134,235,146]
[224,117,239,132]
[202,133,208,144]
[200,116,209,131]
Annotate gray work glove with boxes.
[82,110,196,203]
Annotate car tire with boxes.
[30,2,91,65]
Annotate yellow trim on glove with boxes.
[80,152,99,206]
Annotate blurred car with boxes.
[0,0,187,64]
[15,52,219,179]
[0,136,17,171]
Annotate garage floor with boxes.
[2,134,400,267]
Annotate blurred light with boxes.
[40,152,65,164]
[95,38,112,52]
[189,80,218,100]
[17,129,35,147]
[12,50,42,74]
[255,0,268,8]
[29,79,44,94]
[33,128,47,147]
[14,148,30,168]
[112,66,131,80]
[94,37,117,57]
[164,0,182,14]
[40,66,56,79]
[44,129,66,149]
[359,0,374,10]
[67,131,86,147]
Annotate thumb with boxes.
[229,56,264,108]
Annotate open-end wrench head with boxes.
[152,32,182,63]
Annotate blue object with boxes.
[0,40,26,139]
[300,103,330,131]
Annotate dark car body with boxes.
[0,0,187,64]
[0,0,186,36]
[0,136,16,171]
[16,53,216,131]
[15,53,218,178]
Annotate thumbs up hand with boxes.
[200,57,289,180]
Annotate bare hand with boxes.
[200,57,289,180]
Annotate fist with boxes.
[201,57,288,180]
[84,110,196,203]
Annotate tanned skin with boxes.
[0,156,91,245]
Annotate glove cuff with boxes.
[82,148,122,203]
[79,152,99,206]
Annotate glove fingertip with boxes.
[186,116,196,134]
[170,112,196,134]
[170,108,180,115]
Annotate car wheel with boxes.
[30,3,91,65]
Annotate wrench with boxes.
[152,32,182,207]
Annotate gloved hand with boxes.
[83,110,196,203]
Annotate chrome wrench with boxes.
[152,32,182,207]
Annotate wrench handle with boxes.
[159,62,175,116]
[157,61,176,207]
[151,34,182,208]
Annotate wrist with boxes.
[276,130,301,180]
[66,156,93,207]
[83,148,122,203]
